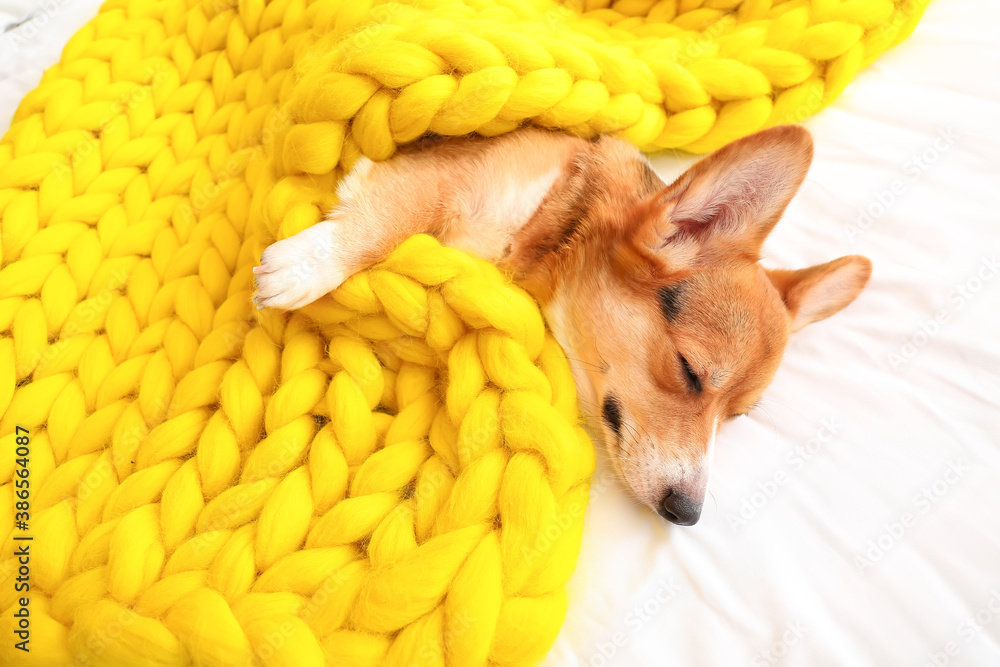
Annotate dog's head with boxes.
[535,126,871,525]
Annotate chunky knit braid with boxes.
[0,0,928,665]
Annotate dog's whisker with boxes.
[561,356,606,372]
[754,402,781,445]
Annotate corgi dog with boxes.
[253,125,871,526]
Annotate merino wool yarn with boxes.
[0,0,929,665]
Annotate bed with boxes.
[3,1,998,665]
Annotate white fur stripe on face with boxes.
[704,416,719,486]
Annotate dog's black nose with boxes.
[658,489,702,526]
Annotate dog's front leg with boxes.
[253,129,585,310]
[252,155,450,310]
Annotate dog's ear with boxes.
[641,125,813,264]
[766,255,872,332]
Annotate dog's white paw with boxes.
[253,222,350,310]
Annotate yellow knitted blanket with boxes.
[0,0,928,665]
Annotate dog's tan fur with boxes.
[254,126,872,525]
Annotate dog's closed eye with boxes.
[679,355,702,393]
[602,394,623,433]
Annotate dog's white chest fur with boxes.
[447,167,561,261]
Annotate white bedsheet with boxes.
[3,2,998,666]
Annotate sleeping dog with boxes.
[253,125,871,525]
